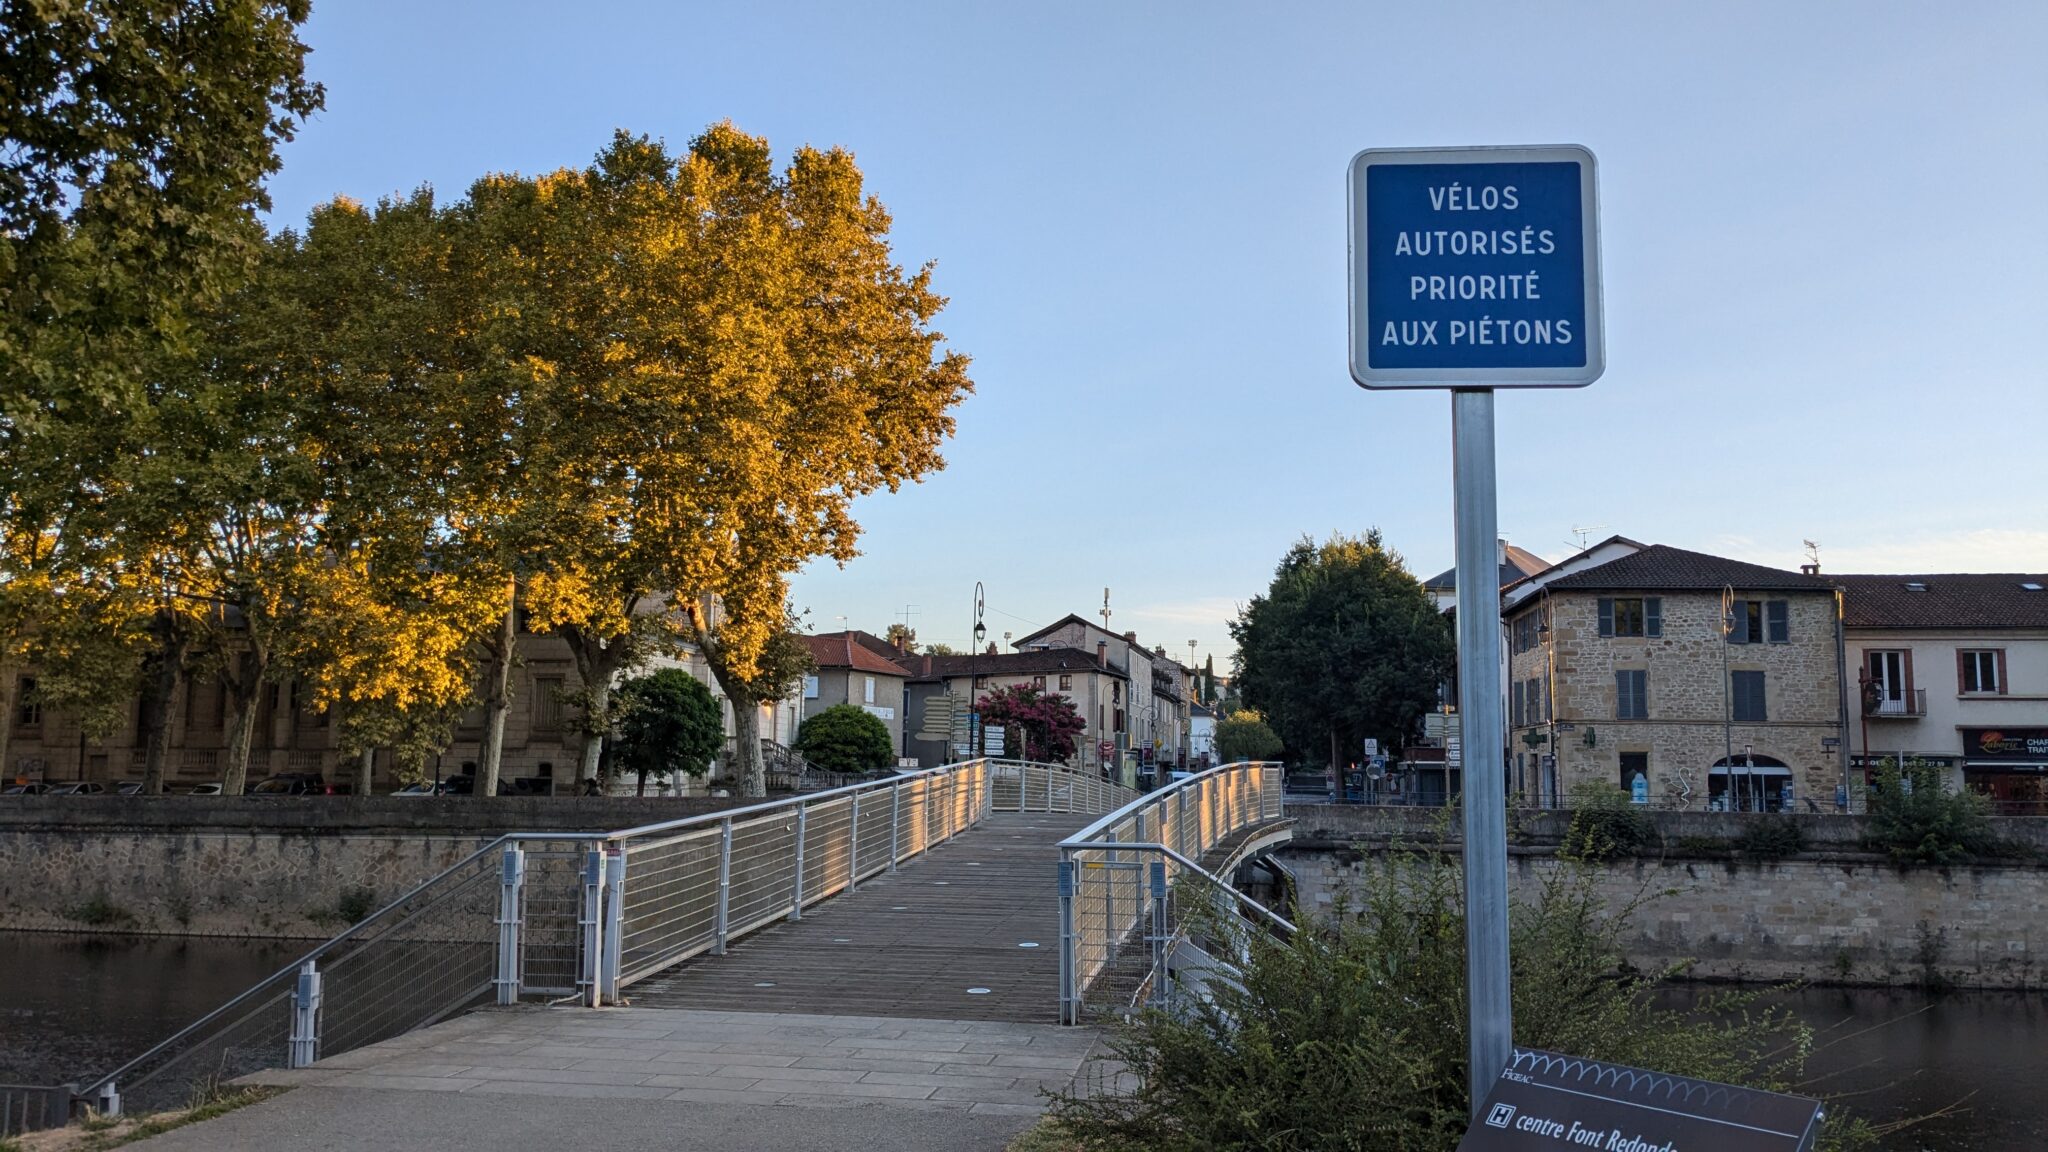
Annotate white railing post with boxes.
[713,817,734,954]
[578,848,605,1007]
[1147,859,1170,1007]
[95,1081,120,1119]
[1176,787,1189,857]
[849,792,862,889]
[1058,854,1079,1024]
[287,960,322,1068]
[600,848,625,1005]
[889,781,902,871]
[494,845,525,1005]
[1101,828,1117,959]
[789,804,808,921]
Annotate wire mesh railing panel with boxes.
[897,777,931,859]
[520,841,591,996]
[990,762,1023,810]
[725,812,800,935]
[618,828,721,976]
[854,795,898,882]
[317,868,498,1054]
[801,795,854,908]
[110,985,294,1114]
[1,1085,75,1137]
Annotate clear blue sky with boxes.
[268,1,2047,663]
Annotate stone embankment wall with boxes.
[0,796,733,938]
[1282,804,2048,989]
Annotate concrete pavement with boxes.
[129,1005,1103,1150]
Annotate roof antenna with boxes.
[1100,587,1112,631]
[1802,540,1821,576]
[1566,524,1606,552]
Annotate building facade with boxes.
[1504,545,1846,810]
[796,631,911,755]
[901,647,1129,775]
[1837,573,2048,814]
[1011,616,1193,771]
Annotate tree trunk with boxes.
[220,647,272,796]
[478,586,517,800]
[636,764,648,797]
[728,692,766,798]
[0,666,16,783]
[580,676,610,790]
[561,623,633,796]
[357,746,377,797]
[139,618,188,795]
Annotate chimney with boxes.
[1096,641,1107,668]
[922,654,932,677]
[1123,630,1137,644]
[1800,563,1820,575]
[1497,537,1508,567]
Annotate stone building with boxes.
[1836,572,2048,813]
[900,646,1129,776]
[1503,545,1847,810]
[1010,615,1193,772]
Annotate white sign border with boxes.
[1347,144,1604,390]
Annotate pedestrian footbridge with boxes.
[79,759,1291,1114]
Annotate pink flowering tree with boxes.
[977,683,1086,763]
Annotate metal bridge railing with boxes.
[74,758,1125,1117]
[1057,761,1285,1024]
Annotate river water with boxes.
[0,933,2041,1148]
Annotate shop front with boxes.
[1961,727,2048,816]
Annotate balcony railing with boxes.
[1863,688,1926,718]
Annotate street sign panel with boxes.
[1458,1048,1823,1152]
[1349,145,1603,389]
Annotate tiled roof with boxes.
[1835,574,2048,629]
[907,646,1124,682]
[1424,543,1550,592]
[799,632,912,676]
[1540,544,1833,593]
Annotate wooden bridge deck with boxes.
[624,812,1094,1024]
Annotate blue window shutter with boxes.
[1598,598,1614,637]
[1767,600,1789,643]
[1729,605,1750,645]
[1645,598,1663,638]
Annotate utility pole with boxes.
[1099,587,1112,632]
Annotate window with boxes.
[1031,675,1047,690]
[533,676,564,734]
[14,677,40,729]
[1058,674,1072,692]
[1619,752,1649,796]
[1728,599,1789,644]
[863,675,876,704]
[1597,597,1661,638]
[1614,670,1647,720]
[1112,681,1121,703]
[1865,649,1910,705]
[1959,650,2004,695]
[1512,612,1542,654]
[1731,670,1767,721]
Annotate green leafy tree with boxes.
[883,623,918,654]
[611,668,724,796]
[1215,710,1283,763]
[793,703,893,774]
[1230,530,1452,768]
[1866,757,1999,864]
[1201,653,1217,706]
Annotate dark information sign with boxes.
[1457,1049,1823,1152]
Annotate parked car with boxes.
[249,773,334,796]
[184,782,223,796]
[391,782,447,797]
[2,782,50,796]
[114,780,145,796]
[436,774,553,797]
[46,781,107,796]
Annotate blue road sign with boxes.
[1349,145,1603,388]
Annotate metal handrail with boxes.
[1060,760,1286,849]
[1062,841,1297,937]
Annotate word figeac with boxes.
[1511,1112,1675,1152]
[1381,182,1575,350]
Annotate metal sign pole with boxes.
[1452,387,1511,1115]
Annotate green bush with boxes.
[1558,780,1657,861]
[1048,850,1874,1151]
[613,669,725,793]
[1866,758,1998,864]
[793,704,894,773]
[1737,816,1806,860]
[1214,710,1283,763]
[65,893,133,927]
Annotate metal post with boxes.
[1147,859,1170,1007]
[600,848,625,1005]
[578,848,604,1007]
[849,792,862,890]
[287,960,322,1068]
[1057,855,1078,1025]
[94,1080,120,1119]
[1101,828,1117,957]
[713,818,734,954]
[789,804,808,921]
[1176,787,1189,857]
[1452,387,1511,1116]
[494,845,526,1005]
[889,783,902,872]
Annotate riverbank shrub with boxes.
[1865,758,1998,864]
[1738,816,1807,860]
[1047,849,1875,1151]
[1557,780,1657,861]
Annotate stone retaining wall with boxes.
[0,795,736,938]
[1282,804,2048,989]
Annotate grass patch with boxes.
[1005,1119,1079,1152]
[62,894,132,928]
[11,1086,282,1151]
